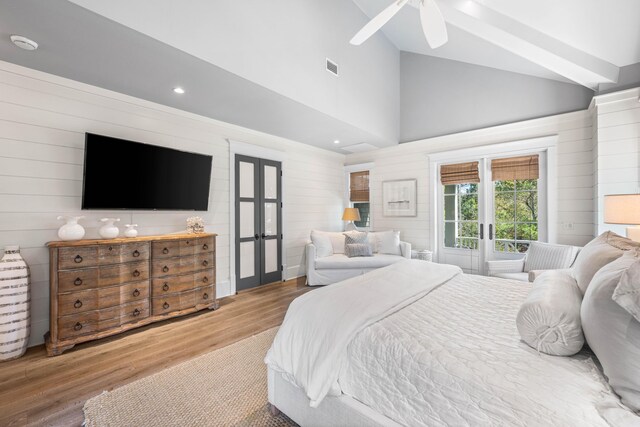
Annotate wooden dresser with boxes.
[46,233,217,356]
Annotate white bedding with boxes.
[265,260,462,407]
[340,273,626,426]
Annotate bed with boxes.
[265,260,637,426]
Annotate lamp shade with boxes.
[604,194,640,224]
[342,207,361,222]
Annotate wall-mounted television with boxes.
[82,133,212,210]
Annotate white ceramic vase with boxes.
[56,216,86,241]
[0,246,30,361]
[124,224,138,238]
[99,218,120,239]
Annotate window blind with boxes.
[491,155,539,181]
[440,161,480,185]
[350,171,369,202]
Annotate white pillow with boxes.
[326,232,345,254]
[367,232,379,253]
[613,255,640,322]
[310,230,333,258]
[523,242,579,272]
[377,230,401,256]
[581,250,640,412]
[572,231,638,295]
[516,270,584,356]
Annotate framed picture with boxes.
[382,179,417,217]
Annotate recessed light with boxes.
[10,35,38,51]
[173,87,185,94]
[334,140,340,144]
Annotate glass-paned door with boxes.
[235,155,282,291]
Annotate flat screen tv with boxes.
[82,133,212,210]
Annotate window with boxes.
[491,155,539,253]
[349,171,370,228]
[443,183,479,249]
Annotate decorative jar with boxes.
[0,246,30,361]
[99,218,120,239]
[56,216,85,241]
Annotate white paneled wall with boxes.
[592,88,640,235]
[346,110,596,252]
[0,61,344,347]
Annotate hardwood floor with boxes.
[0,278,311,427]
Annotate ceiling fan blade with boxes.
[350,0,410,45]
[419,0,448,49]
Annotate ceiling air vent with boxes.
[326,58,339,76]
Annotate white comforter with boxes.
[265,260,462,407]
[341,273,630,426]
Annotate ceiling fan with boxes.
[350,0,448,49]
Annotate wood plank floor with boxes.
[0,278,311,427]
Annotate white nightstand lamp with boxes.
[342,208,361,231]
[604,194,640,241]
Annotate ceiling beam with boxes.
[439,0,619,89]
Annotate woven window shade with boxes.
[491,155,539,181]
[440,162,480,185]
[350,171,369,202]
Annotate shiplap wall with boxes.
[0,61,344,347]
[592,88,640,235]
[345,110,596,255]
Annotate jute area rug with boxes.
[83,327,297,426]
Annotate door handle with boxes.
[489,224,494,240]
[479,224,484,240]
[261,233,266,239]
[254,234,259,240]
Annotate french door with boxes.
[235,155,282,291]
[437,153,547,274]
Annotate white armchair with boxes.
[486,242,581,282]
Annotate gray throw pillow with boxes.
[581,250,640,412]
[345,243,373,258]
[343,230,368,245]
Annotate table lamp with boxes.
[604,194,640,241]
[342,208,361,231]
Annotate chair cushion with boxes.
[517,270,584,356]
[572,231,639,295]
[523,242,579,272]
[492,272,529,282]
[315,254,404,270]
[581,250,640,412]
[376,230,402,255]
[310,230,333,258]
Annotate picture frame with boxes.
[382,179,417,217]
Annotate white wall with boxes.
[346,110,595,254]
[592,88,640,235]
[0,60,344,347]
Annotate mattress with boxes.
[339,274,618,426]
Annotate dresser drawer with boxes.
[99,260,149,286]
[152,269,214,296]
[152,290,197,315]
[57,300,149,340]
[57,311,99,340]
[98,242,150,265]
[58,268,99,293]
[194,284,215,306]
[59,290,99,316]
[151,241,179,259]
[118,300,150,325]
[152,257,195,278]
[58,246,98,270]
[195,237,214,254]
[195,252,214,271]
[97,280,149,309]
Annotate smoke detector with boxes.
[10,35,38,51]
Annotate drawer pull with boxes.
[74,277,83,286]
[108,246,113,251]
[203,292,209,300]
[163,302,170,310]
[74,322,83,331]
[133,289,140,297]
[133,250,140,257]
[74,300,83,309]
[162,266,169,273]
[133,308,141,317]
[202,260,208,266]
[203,244,208,250]
[162,247,169,254]
[202,276,208,283]
[185,241,190,245]
[74,255,83,263]
[133,270,141,278]
[162,283,169,292]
